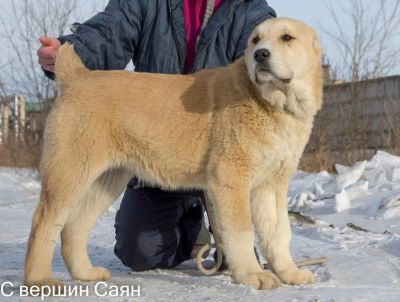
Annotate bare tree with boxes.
[321,0,400,82]
[0,0,108,167]
[0,0,80,101]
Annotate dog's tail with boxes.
[54,43,87,85]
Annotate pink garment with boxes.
[184,0,224,72]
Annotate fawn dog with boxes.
[25,18,322,290]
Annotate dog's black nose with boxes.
[254,49,271,63]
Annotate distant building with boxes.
[25,101,50,141]
[322,64,344,86]
[0,95,52,145]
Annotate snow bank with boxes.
[289,151,400,220]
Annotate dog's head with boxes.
[244,18,323,116]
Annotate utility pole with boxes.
[0,102,2,145]
[1,101,9,145]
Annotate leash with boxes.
[196,192,224,275]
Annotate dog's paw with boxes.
[233,270,281,290]
[72,266,112,281]
[25,278,65,295]
[276,267,314,285]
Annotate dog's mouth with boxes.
[256,67,292,84]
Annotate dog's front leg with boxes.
[251,176,314,285]
[207,165,280,290]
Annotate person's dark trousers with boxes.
[114,179,204,271]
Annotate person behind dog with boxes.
[37,0,276,271]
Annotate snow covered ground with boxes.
[0,151,399,301]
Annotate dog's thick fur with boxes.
[25,18,323,290]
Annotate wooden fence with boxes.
[302,75,400,170]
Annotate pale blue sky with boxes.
[269,0,327,27]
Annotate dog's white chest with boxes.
[251,128,305,188]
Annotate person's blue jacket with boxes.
[48,0,276,77]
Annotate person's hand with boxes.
[37,36,61,73]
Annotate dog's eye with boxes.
[252,36,260,44]
[282,34,295,42]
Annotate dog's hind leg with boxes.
[251,176,315,285]
[61,168,132,281]
[24,160,96,289]
[207,164,281,290]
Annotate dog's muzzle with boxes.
[253,48,292,84]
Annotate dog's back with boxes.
[51,44,220,189]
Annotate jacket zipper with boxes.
[168,0,185,73]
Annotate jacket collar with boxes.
[168,0,246,73]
